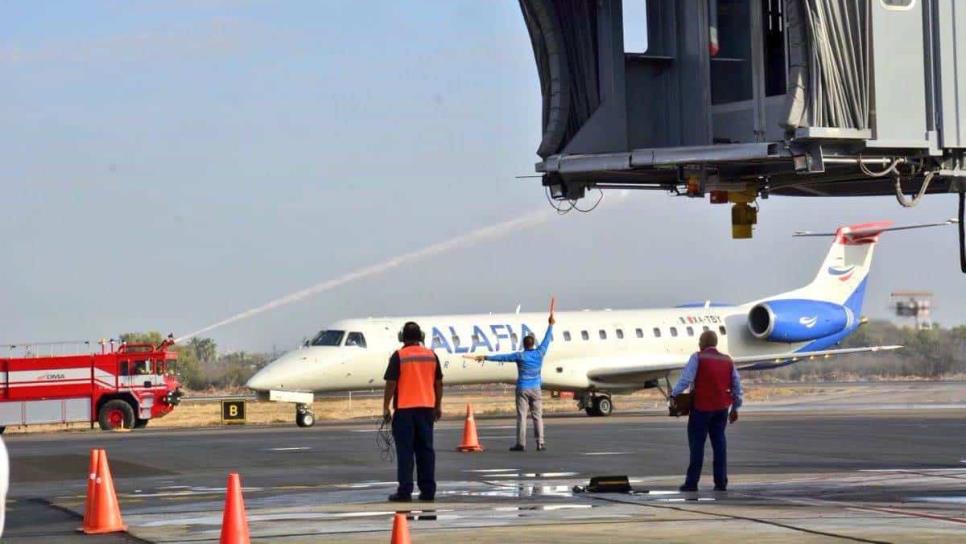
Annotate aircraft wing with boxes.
[585,345,902,383]
[733,345,903,371]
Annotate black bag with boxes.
[669,392,692,417]
[586,475,632,493]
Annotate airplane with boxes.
[245,220,952,428]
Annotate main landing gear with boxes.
[579,392,613,417]
[295,403,316,428]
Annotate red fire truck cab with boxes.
[0,339,183,432]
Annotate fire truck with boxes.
[0,338,183,432]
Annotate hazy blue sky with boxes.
[2,1,962,353]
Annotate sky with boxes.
[1,1,962,354]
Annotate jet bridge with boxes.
[519,0,966,270]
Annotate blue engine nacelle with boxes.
[747,299,854,343]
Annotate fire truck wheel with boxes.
[98,400,135,431]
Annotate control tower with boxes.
[890,290,935,329]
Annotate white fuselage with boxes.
[247,220,898,405]
[246,305,808,394]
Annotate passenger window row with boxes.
[560,325,727,342]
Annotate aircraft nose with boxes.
[246,350,317,391]
[245,368,273,391]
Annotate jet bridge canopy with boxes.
[519,0,966,253]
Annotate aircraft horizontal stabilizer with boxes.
[793,219,956,238]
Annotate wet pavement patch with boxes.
[11,454,175,483]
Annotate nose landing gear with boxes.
[295,403,316,428]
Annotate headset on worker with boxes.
[398,322,425,344]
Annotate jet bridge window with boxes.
[710,0,753,105]
[310,330,345,346]
[563,331,572,342]
[762,0,786,97]
[345,332,367,348]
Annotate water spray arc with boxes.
[176,209,552,343]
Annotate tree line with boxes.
[747,320,966,381]
[119,332,268,391]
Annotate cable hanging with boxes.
[376,416,395,463]
[544,186,604,215]
[894,170,937,208]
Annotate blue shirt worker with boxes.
[472,312,554,451]
[671,330,743,492]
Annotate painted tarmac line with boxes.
[267,446,311,451]
[737,491,966,526]
[859,468,966,473]
[582,451,632,456]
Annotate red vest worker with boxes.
[671,330,743,492]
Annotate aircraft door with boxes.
[869,0,929,147]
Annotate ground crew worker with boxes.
[472,311,554,451]
[383,321,443,502]
[671,330,743,492]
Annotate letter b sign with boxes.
[222,400,246,424]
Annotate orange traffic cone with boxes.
[220,473,250,544]
[390,513,412,544]
[456,403,484,452]
[81,448,101,528]
[81,449,127,534]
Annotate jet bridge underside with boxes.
[520,0,966,269]
[538,141,958,198]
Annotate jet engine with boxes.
[748,299,854,343]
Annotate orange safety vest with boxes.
[396,345,438,409]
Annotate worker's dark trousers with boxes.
[392,407,436,498]
[684,408,729,489]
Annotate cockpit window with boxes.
[310,330,345,346]
[346,332,367,348]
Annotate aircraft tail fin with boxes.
[775,219,956,315]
